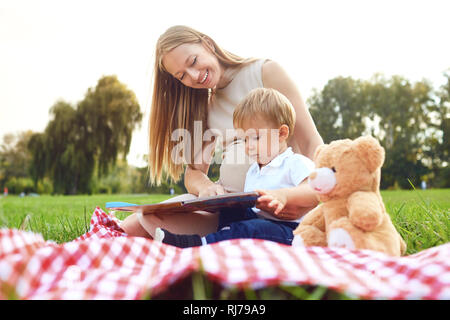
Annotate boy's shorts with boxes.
[204,207,299,245]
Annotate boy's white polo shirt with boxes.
[244,147,315,223]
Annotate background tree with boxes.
[365,75,434,188]
[425,70,450,187]
[28,132,50,191]
[28,75,143,194]
[308,73,446,189]
[77,75,143,177]
[0,131,34,193]
[40,101,81,194]
[308,76,369,143]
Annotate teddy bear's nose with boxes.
[309,171,317,180]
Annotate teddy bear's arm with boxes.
[297,205,325,231]
[293,205,327,247]
[347,191,383,231]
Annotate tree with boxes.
[308,74,441,189]
[28,132,49,189]
[308,76,369,143]
[28,75,143,194]
[365,75,433,188]
[0,131,34,190]
[77,75,143,176]
[425,70,450,187]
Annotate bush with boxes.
[434,166,450,188]
[5,177,35,194]
[36,178,53,194]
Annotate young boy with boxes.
[155,88,319,247]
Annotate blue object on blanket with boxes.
[105,202,138,208]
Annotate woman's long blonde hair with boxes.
[149,25,256,185]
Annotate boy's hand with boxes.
[255,189,288,218]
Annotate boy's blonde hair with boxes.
[233,88,296,137]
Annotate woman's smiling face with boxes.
[162,42,224,89]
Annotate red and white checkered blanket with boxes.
[1,207,449,299]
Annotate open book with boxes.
[105,191,259,215]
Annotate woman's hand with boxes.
[255,189,292,219]
[198,183,226,198]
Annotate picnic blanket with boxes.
[0,207,449,300]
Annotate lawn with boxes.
[0,189,449,299]
[0,193,171,243]
[381,188,449,254]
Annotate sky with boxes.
[1,0,449,167]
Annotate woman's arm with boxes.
[262,60,324,159]
[184,165,225,197]
[184,139,225,197]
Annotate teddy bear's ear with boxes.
[352,136,385,172]
[313,144,328,161]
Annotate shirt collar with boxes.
[249,147,293,174]
[265,147,293,168]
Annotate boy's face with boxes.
[240,118,286,166]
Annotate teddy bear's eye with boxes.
[331,167,336,173]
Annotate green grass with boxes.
[382,189,449,254]
[0,193,171,243]
[0,189,449,299]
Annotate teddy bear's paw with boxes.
[291,235,305,247]
[328,228,355,250]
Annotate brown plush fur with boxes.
[293,136,407,256]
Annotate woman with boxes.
[120,25,323,238]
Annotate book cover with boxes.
[106,191,259,215]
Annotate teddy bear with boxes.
[292,135,407,256]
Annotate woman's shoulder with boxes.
[223,59,267,92]
[261,59,291,88]
[261,58,277,71]
[236,58,267,77]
